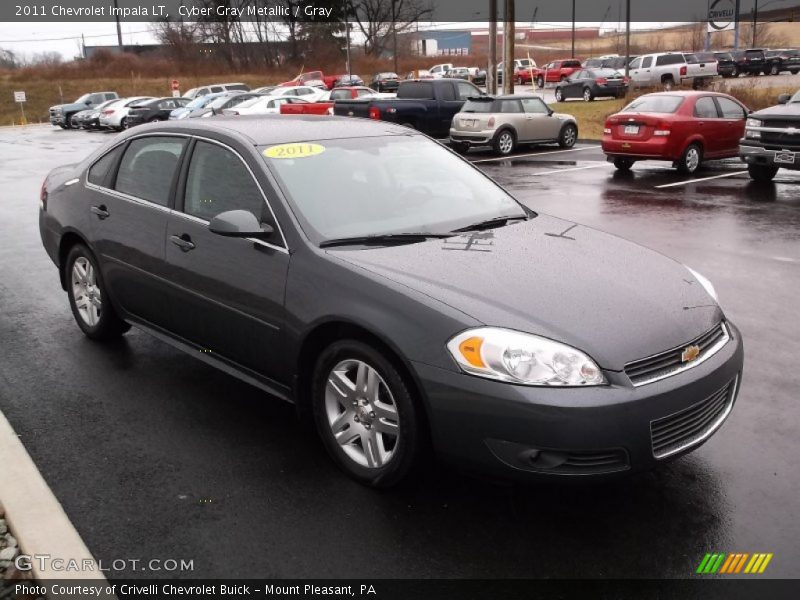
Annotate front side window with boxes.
[183,141,273,233]
[629,58,642,69]
[114,136,186,206]
[716,97,746,119]
[262,136,525,244]
[641,57,653,68]
[521,98,549,114]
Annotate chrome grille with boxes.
[650,376,738,459]
[625,322,729,386]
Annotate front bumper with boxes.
[49,114,65,126]
[413,321,743,481]
[740,141,800,170]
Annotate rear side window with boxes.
[439,84,456,101]
[717,97,746,119]
[694,97,719,118]
[226,84,250,91]
[183,141,273,230]
[115,137,186,206]
[87,144,124,187]
[456,81,480,100]
[563,60,581,68]
[656,54,684,66]
[499,100,522,113]
[398,82,434,99]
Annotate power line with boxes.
[0,29,153,43]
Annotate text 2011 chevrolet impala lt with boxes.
[39,117,743,487]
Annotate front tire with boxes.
[558,124,578,148]
[117,117,128,131]
[312,340,422,488]
[662,76,675,91]
[536,76,544,88]
[747,164,778,182]
[769,64,779,75]
[677,143,702,174]
[583,87,594,102]
[555,88,564,102]
[493,129,516,155]
[65,244,129,340]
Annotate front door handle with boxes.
[170,234,196,252]
[90,205,109,220]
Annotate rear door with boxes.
[563,70,586,98]
[164,137,289,380]
[692,96,724,155]
[87,134,188,327]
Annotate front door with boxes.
[164,139,289,381]
[87,135,188,328]
[520,97,561,141]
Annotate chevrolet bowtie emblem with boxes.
[682,345,701,363]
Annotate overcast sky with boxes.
[0,21,681,61]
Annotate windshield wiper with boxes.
[319,232,453,249]
[451,214,530,233]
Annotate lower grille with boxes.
[485,439,630,475]
[650,376,738,459]
[545,449,630,475]
[625,322,729,386]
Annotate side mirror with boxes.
[208,210,274,239]
[85,101,92,105]
[778,93,790,104]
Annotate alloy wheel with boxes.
[583,88,592,102]
[497,132,514,154]
[324,359,400,469]
[684,147,700,172]
[555,89,563,102]
[71,257,102,327]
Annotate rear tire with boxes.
[677,143,702,174]
[536,76,544,89]
[614,157,635,171]
[558,124,578,148]
[731,66,740,77]
[493,129,516,156]
[747,164,778,182]
[312,340,423,488]
[769,64,779,75]
[65,244,129,341]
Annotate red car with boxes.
[279,70,338,90]
[531,59,583,88]
[280,87,380,116]
[602,91,749,174]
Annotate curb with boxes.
[0,411,107,582]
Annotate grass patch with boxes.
[548,98,628,141]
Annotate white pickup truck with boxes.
[629,52,718,90]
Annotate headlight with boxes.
[686,266,718,303]
[746,118,762,128]
[447,328,606,386]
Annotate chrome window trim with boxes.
[84,132,289,254]
[651,374,739,460]
[628,322,731,387]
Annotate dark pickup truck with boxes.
[739,90,800,182]
[333,78,483,138]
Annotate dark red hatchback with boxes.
[602,91,749,173]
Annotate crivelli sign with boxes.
[708,0,737,32]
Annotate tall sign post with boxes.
[14,91,27,125]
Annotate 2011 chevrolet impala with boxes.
[39,116,743,487]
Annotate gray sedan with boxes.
[39,116,743,487]
[450,95,579,155]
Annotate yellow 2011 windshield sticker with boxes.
[263,143,325,159]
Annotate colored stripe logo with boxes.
[696,552,773,574]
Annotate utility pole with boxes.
[113,0,123,47]
[344,0,352,77]
[81,33,86,59]
[571,0,576,57]
[752,0,759,47]
[733,0,741,49]
[624,0,631,77]
[504,0,515,95]
[391,0,398,75]
[489,0,497,94]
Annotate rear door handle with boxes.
[170,234,196,252]
[90,205,109,220]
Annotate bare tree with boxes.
[0,48,18,69]
[351,0,433,57]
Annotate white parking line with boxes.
[471,145,599,163]
[654,171,749,189]
[530,163,614,177]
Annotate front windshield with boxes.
[622,95,684,113]
[208,95,238,108]
[261,136,526,244]
[186,95,216,109]
[790,90,800,103]
[75,93,91,103]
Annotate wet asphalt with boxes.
[0,125,798,579]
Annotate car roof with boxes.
[640,91,732,98]
[125,115,418,146]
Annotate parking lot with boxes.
[1,123,799,579]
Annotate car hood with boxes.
[330,215,723,371]
[752,102,800,119]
